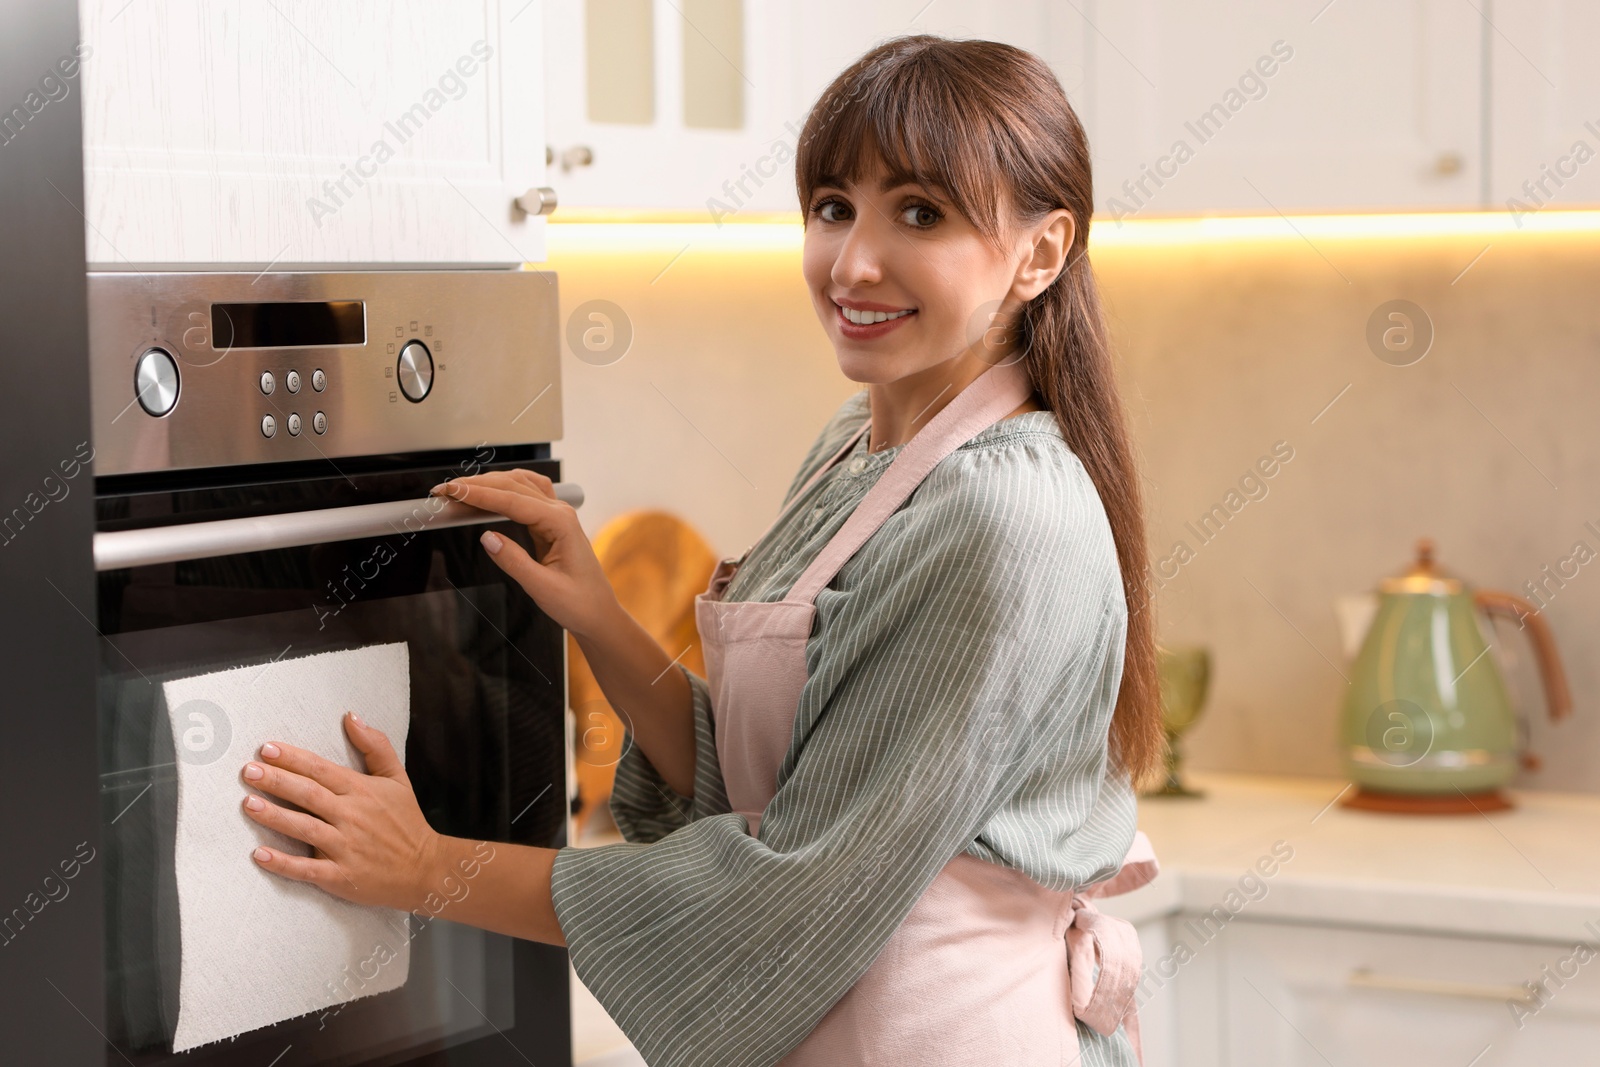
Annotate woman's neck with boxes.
[865,353,1041,452]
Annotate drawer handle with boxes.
[1347,968,1534,1004]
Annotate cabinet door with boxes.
[542,1,1084,215]
[1085,0,1483,218]
[80,0,547,265]
[543,0,799,215]
[790,1,1088,129]
[1488,0,1600,211]
[1223,920,1600,1065]
[1129,916,1179,1067]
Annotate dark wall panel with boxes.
[0,2,102,1063]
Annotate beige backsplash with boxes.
[543,223,1600,794]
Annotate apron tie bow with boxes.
[1064,830,1160,1065]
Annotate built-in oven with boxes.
[88,270,576,1066]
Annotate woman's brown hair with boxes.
[794,35,1166,789]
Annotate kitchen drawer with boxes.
[1222,919,1600,1066]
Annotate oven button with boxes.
[261,414,276,438]
[286,369,302,394]
[134,347,180,417]
[312,368,326,392]
[397,341,433,402]
[287,412,302,436]
[313,411,327,435]
[260,371,275,395]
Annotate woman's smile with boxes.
[834,296,918,339]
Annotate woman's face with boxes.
[801,154,1071,388]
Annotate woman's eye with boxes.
[815,199,851,222]
[901,204,941,228]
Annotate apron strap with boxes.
[786,357,1035,607]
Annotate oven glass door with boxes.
[95,458,571,1067]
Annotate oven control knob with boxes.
[134,347,180,417]
[397,341,433,402]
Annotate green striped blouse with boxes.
[550,388,1141,1067]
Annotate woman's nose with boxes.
[830,217,884,288]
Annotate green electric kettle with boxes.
[1339,538,1572,813]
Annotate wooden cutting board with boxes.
[568,509,718,838]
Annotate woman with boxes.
[238,35,1165,1067]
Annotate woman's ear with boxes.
[1011,209,1076,302]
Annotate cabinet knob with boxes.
[557,145,594,173]
[1433,151,1465,177]
[514,186,559,216]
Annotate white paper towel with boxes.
[163,642,414,1052]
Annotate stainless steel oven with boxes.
[89,270,576,1066]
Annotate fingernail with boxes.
[480,530,503,555]
[244,763,264,780]
[245,795,265,811]
[430,481,455,496]
[348,710,363,726]
[260,742,280,758]
[254,847,272,863]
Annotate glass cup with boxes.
[1150,644,1211,798]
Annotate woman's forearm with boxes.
[418,835,565,946]
[573,601,698,799]
[434,473,699,799]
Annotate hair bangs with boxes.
[795,41,1007,247]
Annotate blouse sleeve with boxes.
[550,445,1126,1067]
[606,665,731,843]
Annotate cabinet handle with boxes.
[1347,968,1533,1003]
[557,144,595,173]
[514,186,559,216]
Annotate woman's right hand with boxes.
[431,470,619,640]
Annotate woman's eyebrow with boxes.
[810,175,954,211]
[880,179,952,206]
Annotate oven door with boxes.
[94,454,573,1067]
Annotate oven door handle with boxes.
[93,483,584,572]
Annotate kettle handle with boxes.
[1474,590,1573,721]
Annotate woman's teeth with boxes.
[840,305,914,325]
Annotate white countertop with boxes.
[570,772,1600,1064]
[1098,771,1600,943]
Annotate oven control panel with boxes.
[88,270,561,477]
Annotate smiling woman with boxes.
[246,33,1165,1067]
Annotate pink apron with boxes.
[695,357,1159,1066]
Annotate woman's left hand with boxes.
[241,711,439,911]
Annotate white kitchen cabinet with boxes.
[788,1,1089,141]
[1080,0,1485,218]
[1487,0,1600,213]
[1129,915,1181,1067]
[79,0,549,265]
[1131,909,1600,1066]
[548,1,1577,220]
[543,0,800,215]
[542,0,1083,217]
[1221,920,1600,1066]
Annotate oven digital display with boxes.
[211,300,365,349]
